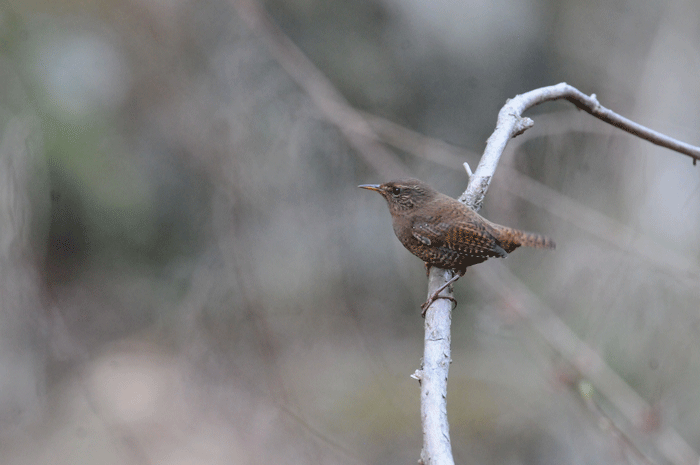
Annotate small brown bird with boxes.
[359,178,555,315]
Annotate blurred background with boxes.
[0,0,699,463]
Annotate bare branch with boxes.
[416,268,456,465]
[460,82,700,210]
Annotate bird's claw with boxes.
[421,295,457,318]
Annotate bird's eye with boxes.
[391,186,401,196]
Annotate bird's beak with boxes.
[358,184,381,192]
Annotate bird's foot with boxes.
[421,294,457,317]
[420,271,462,317]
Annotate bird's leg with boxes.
[424,262,431,276]
[421,270,463,317]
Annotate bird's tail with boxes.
[515,230,556,250]
[490,224,556,253]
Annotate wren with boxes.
[359,178,555,315]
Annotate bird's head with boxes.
[358,178,437,214]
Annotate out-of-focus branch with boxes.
[232,0,408,180]
[460,82,700,211]
[474,262,699,465]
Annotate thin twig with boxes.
[460,82,700,210]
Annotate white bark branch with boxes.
[415,267,456,465]
[421,82,700,464]
[459,82,700,210]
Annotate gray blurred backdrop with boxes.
[0,0,699,463]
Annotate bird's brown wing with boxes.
[413,220,507,258]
